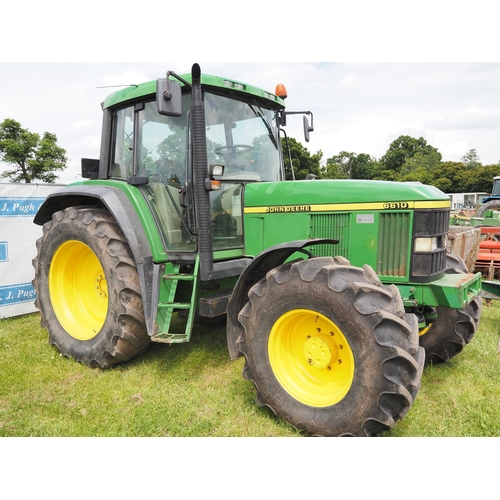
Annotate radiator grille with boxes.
[377,212,410,277]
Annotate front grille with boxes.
[377,212,410,278]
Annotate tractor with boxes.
[32,64,482,436]
[476,176,500,217]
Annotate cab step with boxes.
[151,257,199,344]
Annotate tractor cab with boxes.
[100,69,288,261]
[492,176,500,196]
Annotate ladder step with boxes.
[163,273,196,281]
[157,302,192,310]
[151,333,188,344]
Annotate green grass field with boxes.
[1,301,499,437]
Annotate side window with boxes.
[110,106,134,179]
[137,101,187,187]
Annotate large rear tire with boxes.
[32,207,150,368]
[419,254,482,364]
[237,256,425,437]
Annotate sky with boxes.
[1,61,499,184]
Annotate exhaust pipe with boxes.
[190,63,213,280]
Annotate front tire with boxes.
[33,207,150,368]
[237,257,425,437]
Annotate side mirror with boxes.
[156,78,182,117]
[303,114,314,143]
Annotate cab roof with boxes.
[103,72,286,111]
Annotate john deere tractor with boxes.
[33,64,482,436]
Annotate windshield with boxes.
[205,92,282,182]
[493,178,500,196]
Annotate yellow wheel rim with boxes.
[268,309,355,407]
[49,240,108,340]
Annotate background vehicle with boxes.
[33,64,482,436]
[476,176,500,217]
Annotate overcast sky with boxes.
[1,3,499,186]
[1,62,499,184]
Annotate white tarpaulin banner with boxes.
[0,183,63,318]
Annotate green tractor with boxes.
[32,64,482,436]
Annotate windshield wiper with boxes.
[249,104,278,149]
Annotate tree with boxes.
[0,118,67,183]
[462,164,500,193]
[380,135,441,174]
[322,151,377,180]
[281,137,322,180]
[461,149,481,169]
[430,161,468,193]
[399,150,442,184]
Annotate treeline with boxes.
[284,135,500,194]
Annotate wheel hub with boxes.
[303,335,338,369]
[96,273,108,298]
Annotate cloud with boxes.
[425,106,500,131]
[102,71,151,88]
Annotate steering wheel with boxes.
[214,144,253,158]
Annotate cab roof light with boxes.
[275,83,287,99]
[223,80,246,91]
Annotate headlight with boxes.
[414,237,438,252]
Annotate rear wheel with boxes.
[237,256,424,436]
[33,207,150,368]
[419,254,482,364]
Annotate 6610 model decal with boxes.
[383,202,410,209]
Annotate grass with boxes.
[1,302,500,437]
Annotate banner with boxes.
[0,183,63,318]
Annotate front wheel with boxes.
[32,207,150,368]
[237,257,424,436]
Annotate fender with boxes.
[34,185,157,336]
[226,238,338,360]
